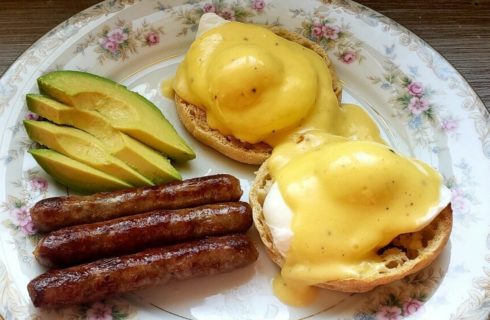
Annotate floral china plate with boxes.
[0,0,489,319]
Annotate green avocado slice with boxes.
[27,94,181,184]
[37,70,195,161]
[29,149,132,194]
[24,120,153,187]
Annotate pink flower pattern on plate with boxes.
[407,96,429,115]
[100,39,119,54]
[322,24,340,40]
[30,176,48,192]
[173,1,269,37]
[99,28,129,55]
[219,8,236,21]
[441,117,459,133]
[375,305,403,320]
[402,298,423,316]
[10,207,29,226]
[10,207,37,235]
[203,3,216,13]
[21,223,37,236]
[25,112,40,120]
[86,302,113,320]
[311,25,323,38]
[76,19,164,64]
[146,31,160,46]
[107,28,128,44]
[369,61,438,130]
[251,0,265,11]
[293,11,366,65]
[310,21,340,41]
[451,187,467,213]
[341,51,357,64]
[407,81,424,97]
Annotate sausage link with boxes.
[28,234,258,308]
[30,174,242,231]
[34,202,252,267]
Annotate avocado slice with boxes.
[27,94,181,184]
[29,149,132,194]
[24,120,153,187]
[37,71,195,161]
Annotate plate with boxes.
[0,0,489,319]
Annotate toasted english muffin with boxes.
[250,160,453,293]
[174,25,342,165]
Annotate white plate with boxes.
[0,1,489,319]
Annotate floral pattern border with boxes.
[353,267,444,319]
[324,2,490,319]
[75,19,165,64]
[0,0,488,319]
[325,0,490,159]
[0,0,138,118]
[161,0,275,36]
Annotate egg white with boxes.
[196,13,229,37]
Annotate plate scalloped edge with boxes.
[0,0,489,319]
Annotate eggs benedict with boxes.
[173,14,386,164]
[250,133,452,305]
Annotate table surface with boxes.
[0,0,489,111]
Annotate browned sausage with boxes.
[28,234,258,308]
[31,174,242,231]
[34,202,253,268]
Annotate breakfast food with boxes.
[29,149,133,193]
[25,120,154,187]
[31,174,242,231]
[25,70,195,193]
[37,71,195,161]
[173,14,345,164]
[24,13,453,310]
[28,174,258,308]
[28,234,258,308]
[250,139,452,303]
[35,202,253,267]
[27,94,181,185]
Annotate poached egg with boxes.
[263,138,451,306]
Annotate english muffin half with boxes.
[250,160,453,293]
[174,25,342,165]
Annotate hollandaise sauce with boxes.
[173,21,383,145]
[161,78,175,99]
[268,140,444,305]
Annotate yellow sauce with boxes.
[173,22,382,146]
[161,78,175,99]
[271,141,442,286]
[174,20,444,307]
[272,274,318,307]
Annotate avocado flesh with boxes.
[24,120,153,187]
[118,134,181,183]
[27,94,181,184]
[37,71,195,161]
[29,149,132,194]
